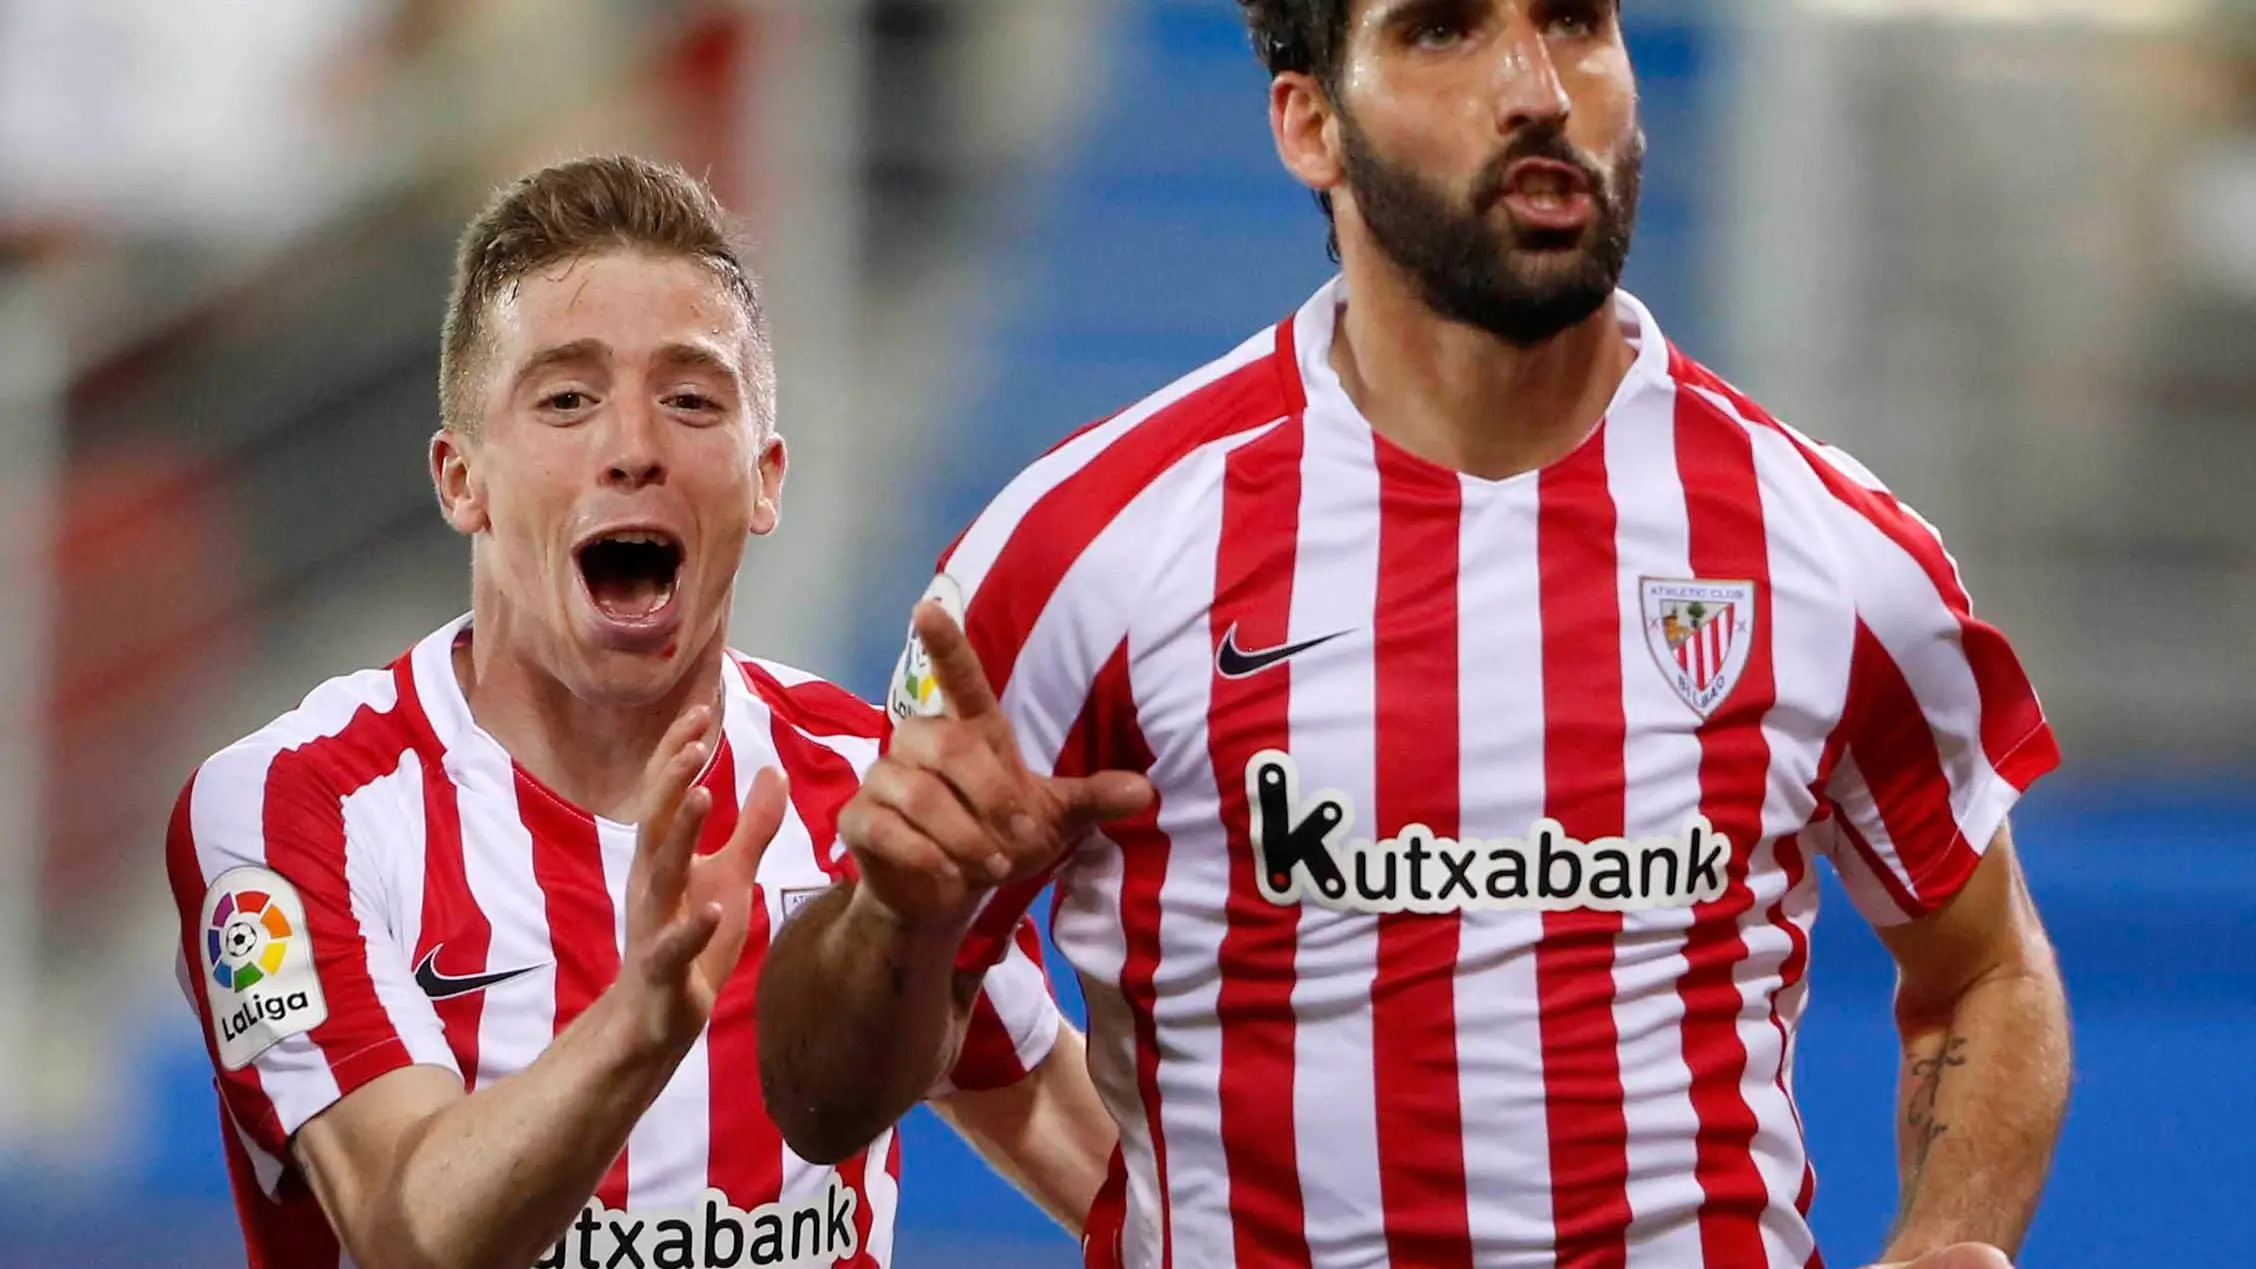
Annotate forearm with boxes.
[935,1026,1117,1233]
[333,992,690,1269]
[1882,961,2070,1260]
[757,881,973,1162]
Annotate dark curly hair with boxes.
[1237,0,1354,90]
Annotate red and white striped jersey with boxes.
[166,615,1061,1269]
[900,279,2059,1269]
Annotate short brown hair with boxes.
[439,155,774,434]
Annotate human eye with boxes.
[662,388,732,426]
[1540,0,1613,39]
[1393,0,1478,50]
[541,390,591,412]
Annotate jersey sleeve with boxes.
[746,656,1069,1093]
[930,917,1064,1094]
[1802,447,2061,926]
[882,384,1254,977]
[164,742,458,1179]
[885,539,1141,977]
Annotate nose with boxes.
[1491,14,1571,137]
[600,398,667,490]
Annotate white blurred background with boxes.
[0,0,2249,1264]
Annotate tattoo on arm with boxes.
[1898,1033,1970,1222]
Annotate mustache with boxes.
[1470,125,1609,212]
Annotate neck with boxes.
[453,594,726,823]
[1331,251,1636,481]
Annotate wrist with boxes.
[844,881,979,949]
[585,976,702,1074]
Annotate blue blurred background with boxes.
[0,0,2250,1264]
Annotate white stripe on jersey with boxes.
[1281,399,1386,1267]
[864,1128,901,1266]
[1600,388,1711,1269]
[1738,831,1820,1269]
[1058,838,1156,1266]
[602,805,714,1212]
[1449,468,1560,1264]
[1123,448,1234,1269]
[338,752,456,1077]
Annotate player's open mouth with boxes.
[575,529,685,629]
[1500,158,1595,234]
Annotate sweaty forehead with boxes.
[488,250,749,369]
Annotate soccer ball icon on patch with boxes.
[206,889,295,991]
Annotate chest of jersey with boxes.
[1119,419,1854,929]
[383,763,838,1090]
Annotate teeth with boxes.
[604,531,673,548]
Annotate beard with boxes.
[1339,109,1644,347]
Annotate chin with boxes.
[556,616,708,704]
[562,652,691,710]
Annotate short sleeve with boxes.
[930,916,1064,1095]
[164,743,457,1175]
[1803,450,2060,926]
[886,545,1138,977]
[881,382,1257,975]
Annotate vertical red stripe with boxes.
[730,671,893,1263]
[519,772,631,1208]
[394,665,490,1089]
[1843,622,1981,905]
[1535,438,1633,1268]
[701,736,788,1212]
[1369,441,1474,1266]
[1770,830,1819,1231]
[1069,643,1175,1269]
[1675,382,1781,1266]
[1206,419,1315,1268]
[263,708,421,1094]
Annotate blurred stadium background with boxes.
[0,0,2250,1264]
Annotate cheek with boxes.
[480,473,572,562]
[1566,54,1637,138]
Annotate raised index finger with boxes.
[911,599,1000,722]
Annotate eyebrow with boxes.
[650,342,741,381]
[511,339,608,393]
[510,339,742,391]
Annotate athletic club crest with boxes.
[1640,578,1756,717]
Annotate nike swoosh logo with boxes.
[414,946,542,1001]
[1215,623,1354,679]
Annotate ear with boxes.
[748,432,788,537]
[431,428,488,535]
[1271,71,1344,197]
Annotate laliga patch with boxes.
[199,866,329,1071]
[886,572,966,723]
